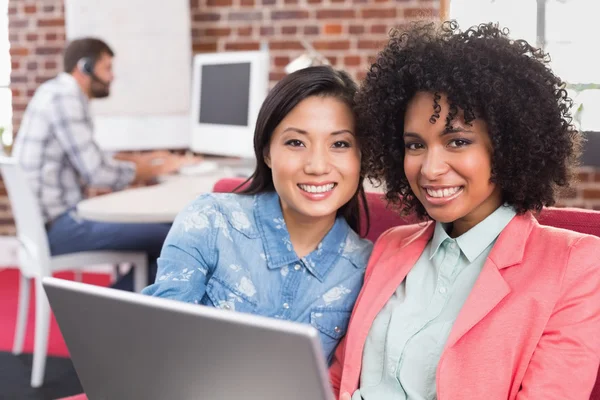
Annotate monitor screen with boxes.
[199,62,251,127]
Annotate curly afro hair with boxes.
[356,20,582,219]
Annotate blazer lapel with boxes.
[342,223,435,389]
[445,213,536,349]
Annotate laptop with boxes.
[43,277,336,400]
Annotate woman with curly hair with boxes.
[330,21,600,399]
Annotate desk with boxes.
[77,173,229,223]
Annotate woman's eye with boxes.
[405,143,423,151]
[285,139,304,147]
[332,141,351,148]
[448,139,470,148]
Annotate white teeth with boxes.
[426,187,461,198]
[299,183,336,193]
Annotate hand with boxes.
[340,392,352,400]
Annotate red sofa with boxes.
[61,178,600,400]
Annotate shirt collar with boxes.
[254,191,351,282]
[57,72,88,102]
[429,205,517,262]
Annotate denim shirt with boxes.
[142,191,373,362]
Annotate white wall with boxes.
[64,0,192,150]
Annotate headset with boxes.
[77,57,109,86]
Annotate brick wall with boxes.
[9,0,66,136]
[3,0,600,236]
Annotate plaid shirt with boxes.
[13,73,136,222]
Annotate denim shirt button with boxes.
[294,264,301,271]
[283,302,290,309]
[334,326,341,333]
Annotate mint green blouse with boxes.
[353,205,516,400]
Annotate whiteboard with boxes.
[64,0,192,150]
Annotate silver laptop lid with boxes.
[43,277,335,400]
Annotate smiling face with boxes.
[403,91,503,235]
[265,95,361,225]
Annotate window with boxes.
[450,0,600,131]
[0,0,11,150]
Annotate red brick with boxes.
[241,0,255,6]
[204,28,232,37]
[26,33,38,42]
[207,0,233,6]
[263,0,277,4]
[46,33,58,41]
[193,43,218,53]
[404,7,437,18]
[349,25,365,34]
[189,0,199,8]
[27,62,37,71]
[358,39,387,49]
[8,6,16,15]
[304,26,320,35]
[594,173,600,182]
[11,60,20,70]
[308,0,322,3]
[238,27,253,36]
[26,89,36,97]
[24,5,37,14]
[272,11,309,20]
[371,24,389,34]
[193,13,221,22]
[316,9,355,19]
[344,55,361,66]
[582,189,600,199]
[37,18,64,27]
[9,47,29,56]
[229,11,263,21]
[313,40,351,51]
[269,41,305,50]
[284,0,299,3]
[224,42,260,51]
[45,61,58,70]
[274,56,291,67]
[326,56,338,65]
[42,5,55,12]
[11,75,28,83]
[35,46,63,55]
[9,19,29,28]
[282,26,298,35]
[11,88,21,98]
[260,26,275,36]
[324,24,343,35]
[361,8,396,18]
[331,0,346,3]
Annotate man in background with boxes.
[12,38,188,290]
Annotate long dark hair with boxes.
[238,65,370,236]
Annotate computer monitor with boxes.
[190,50,270,159]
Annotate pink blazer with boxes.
[330,212,600,399]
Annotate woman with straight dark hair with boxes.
[143,66,373,362]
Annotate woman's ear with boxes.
[264,154,271,168]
